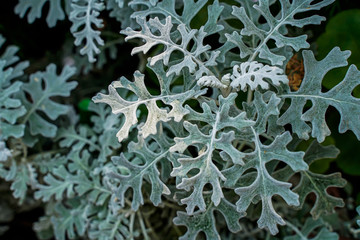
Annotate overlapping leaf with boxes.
[88,102,122,161]
[278,47,360,142]
[88,209,135,240]
[70,0,105,62]
[56,125,99,153]
[108,132,173,210]
[275,140,346,219]
[170,93,254,214]
[17,64,77,140]
[0,141,11,162]
[0,35,29,83]
[35,151,111,205]
[122,15,220,81]
[0,60,26,139]
[93,63,203,142]
[50,199,87,240]
[225,130,306,235]
[0,161,38,204]
[224,0,334,65]
[131,0,223,36]
[243,91,281,134]
[284,218,339,240]
[173,196,244,240]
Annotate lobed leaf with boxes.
[70,0,105,62]
[15,0,66,27]
[278,47,360,142]
[225,0,334,65]
[17,64,77,141]
[227,130,306,235]
[50,200,87,240]
[108,134,172,210]
[170,93,254,214]
[274,140,345,219]
[173,197,244,240]
[0,60,26,139]
[122,16,220,81]
[93,63,203,142]
[284,218,339,240]
[230,61,288,91]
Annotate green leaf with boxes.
[0,35,29,83]
[51,200,87,240]
[70,0,105,62]
[278,47,360,143]
[56,125,99,153]
[18,64,77,139]
[230,131,306,235]
[93,63,203,142]
[35,165,76,201]
[131,0,207,28]
[243,91,281,134]
[170,93,254,214]
[0,160,38,204]
[11,162,38,204]
[225,0,333,65]
[109,134,171,210]
[78,98,91,112]
[88,208,136,240]
[88,102,122,162]
[15,0,66,27]
[173,197,244,240]
[284,218,339,240]
[122,15,220,81]
[0,60,26,139]
[275,140,346,219]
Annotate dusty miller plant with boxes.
[0,0,359,239]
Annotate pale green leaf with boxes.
[173,197,244,240]
[17,64,77,139]
[170,93,254,214]
[93,63,203,142]
[15,0,65,27]
[0,60,26,139]
[226,0,333,65]
[278,47,360,142]
[108,133,171,210]
[231,131,306,235]
[285,218,339,240]
[70,0,105,62]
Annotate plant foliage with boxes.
[0,0,358,239]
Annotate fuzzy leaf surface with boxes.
[170,93,254,214]
[231,130,306,235]
[93,64,202,142]
[278,47,360,142]
[17,64,77,139]
[285,218,339,240]
[108,133,172,210]
[122,16,220,81]
[70,0,105,62]
[173,197,244,240]
[0,60,26,139]
[227,0,334,65]
[230,61,288,91]
[15,0,66,27]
